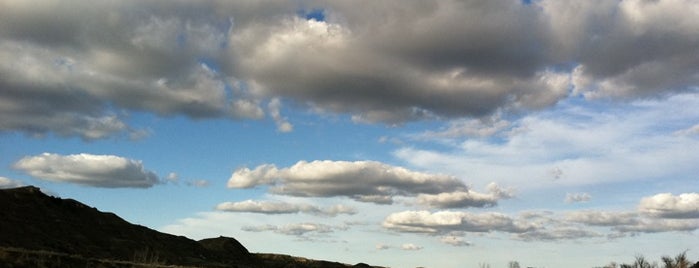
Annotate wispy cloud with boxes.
[395,94,699,190]
[565,193,592,204]
[216,200,356,217]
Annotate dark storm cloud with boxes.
[1,0,697,137]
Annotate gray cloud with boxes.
[216,200,356,217]
[227,160,467,204]
[439,235,472,247]
[516,227,602,241]
[566,211,640,227]
[241,222,340,236]
[3,0,695,138]
[13,153,160,188]
[565,192,592,204]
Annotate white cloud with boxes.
[638,193,699,219]
[416,182,513,209]
[565,193,591,204]
[227,160,467,204]
[375,244,390,250]
[13,153,160,188]
[382,210,535,234]
[400,243,423,251]
[0,177,24,189]
[216,200,356,217]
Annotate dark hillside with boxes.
[0,186,384,268]
[0,186,235,266]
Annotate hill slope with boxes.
[0,186,381,268]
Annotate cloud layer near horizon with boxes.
[383,192,699,244]
[1,0,698,138]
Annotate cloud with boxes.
[242,223,339,236]
[13,153,160,188]
[3,0,696,139]
[638,193,699,219]
[416,182,513,209]
[440,235,472,247]
[0,1,265,139]
[227,160,467,204]
[400,243,423,251]
[382,210,535,234]
[375,244,390,250]
[395,93,699,191]
[566,194,699,235]
[555,0,699,99]
[516,227,602,241]
[565,211,640,229]
[0,177,24,189]
[565,193,592,203]
[216,200,356,217]
[268,98,293,133]
[186,179,210,188]
[674,124,699,136]
[417,115,511,139]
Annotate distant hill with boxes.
[0,186,383,268]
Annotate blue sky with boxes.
[1,1,699,268]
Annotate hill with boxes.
[0,186,382,268]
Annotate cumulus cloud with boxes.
[216,200,356,217]
[0,177,24,189]
[565,193,592,203]
[13,153,160,188]
[638,193,699,219]
[3,0,696,138]
[382,210,535,234]
[566,195,699,236]
[416,182,513,209]
[557,0,699,98]
[227,160,466,204]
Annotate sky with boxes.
[1,0,698,267]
